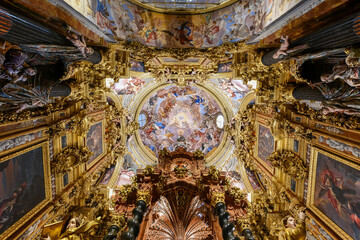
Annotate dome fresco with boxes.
[139,85,224,156]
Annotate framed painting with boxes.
[308,147,360,240]
[86,120,105,168]
[0,142,51,239]
[255,123,274,172]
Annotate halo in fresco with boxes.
[139,85,224,156]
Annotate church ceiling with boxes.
[138,85,224,156]
[63,0,305,48]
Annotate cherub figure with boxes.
[273,36,289,59]
[66,26,94,58]
[278,210,306,240]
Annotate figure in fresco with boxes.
[96,0,117,35]
[113,77,145,95]
[170,22,194,47]
[139,85,224,156]
[278,210,306,240]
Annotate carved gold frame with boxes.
[86,119,106,169]
[0,141,51,239]
[307,147,360,240]
[255,122,274,174]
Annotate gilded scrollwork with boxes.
[267,113,313,141]
[52,146,92,174]
[267,150,308,179]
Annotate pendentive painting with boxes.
[257,124,274,167]
[0,142,50,238]
[309,148,360,240]
[245,167,263,191]
[86,121,104,167]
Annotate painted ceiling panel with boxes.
[138,85,224,156]
[61,0,304,48]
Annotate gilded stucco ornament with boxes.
[173,165,189,178]
[295,102,360,129]
[267,150,308,179]
[137,190,151,205]
[115,38,247,64]
[267,113,313,142]
[227,109,256,169]
[52,146,92,174]
[66,110,95,137]
[210,191,225,207]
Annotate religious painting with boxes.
[245,167,263,191]
[86,121,105,167]
[139,85,224,156]
[217,79,249,101]
[0,142,50,239]
[99,165,115,185]
[95,0,117,35]
[63,0,316,48]
[227,171,246,191]
[130,59,145,72]
[308,148,360,240]
[217,62,232,73]
[257,124,274,168]
[112,77,145,95]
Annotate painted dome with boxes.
[138,85,224,156]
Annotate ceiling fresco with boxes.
[112,77,146,95]
[63,0,303,48]
[139,85,224,156]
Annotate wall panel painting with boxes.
[0,142,50,239]
[257,124,274,168]
[99,165,115,185]
[308,148,360,240]
[86,120,105,168]
[245,167,263,191]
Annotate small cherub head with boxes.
[66,217,82,230]
[282,215,296,229]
